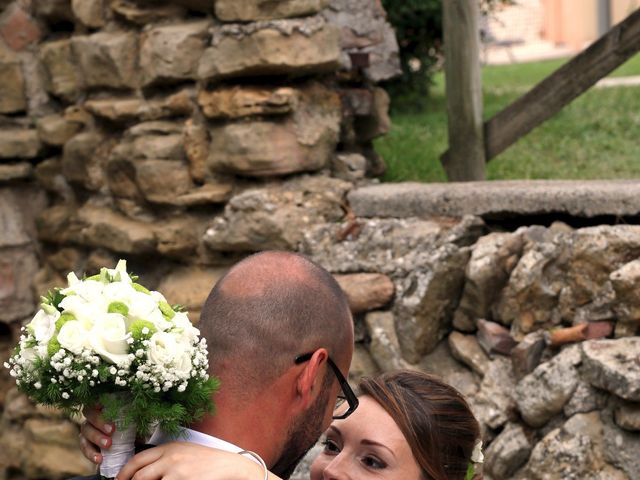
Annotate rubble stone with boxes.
[365,311,413,372]
[582,338,640,401]
[208,83,340,176]
[71,0,108,28]
[40,39,83,101]
[204,175,350,252]
[484,423,532,480]
[614,400,640,432]
[198,86,296,119]
[198,18,341,80]
[140,20,210,86]
[0,4,42,51]
[0,58,26,113]
[0,129,41,159]
[454,231,523,331]
[215,0,330,21]
[71,32,139,89]
[448,331,490,377]
[0,162,32,181]
[78,206,157,254]
[514,345,582,427]
[334,273,394,314]
[36,114,82,146]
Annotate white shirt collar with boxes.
[149,427,245,453]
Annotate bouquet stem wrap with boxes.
[100,395,136,479]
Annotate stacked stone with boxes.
[0,0,399,478]
[302,213,640,480]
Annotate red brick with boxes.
[0,5,41,51]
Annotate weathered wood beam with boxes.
[441,0,485,181]
[484,7,640,161]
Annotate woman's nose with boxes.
[322,454,351,480]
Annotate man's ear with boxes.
[295,348,329,408]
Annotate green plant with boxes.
[381,0,513,112]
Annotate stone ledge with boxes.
[348,180,640,218]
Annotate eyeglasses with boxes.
[295,352,358,420]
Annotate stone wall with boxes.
[0,0,399,477]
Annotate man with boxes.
[77,251,356,479]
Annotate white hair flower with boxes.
[470,440,484,464]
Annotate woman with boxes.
[111,371,482,480]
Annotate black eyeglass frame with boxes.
[295,352,359,420]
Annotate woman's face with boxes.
[310,395,422,480]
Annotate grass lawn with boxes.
[376,53,640,182]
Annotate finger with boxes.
[78,433,102,464]
[81,420,112,450]
[129,460,169,480]
[83,404,115,436]
[116,447,165,480]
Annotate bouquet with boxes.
[5,260,219,479]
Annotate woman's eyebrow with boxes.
[361,439,396,459]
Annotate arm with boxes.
[116,442,284,480]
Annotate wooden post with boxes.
[441,0,486,181]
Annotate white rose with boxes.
[172,312,200,343]
[145,307,172,332]
[57,320,89,354]
[173,351,193,378]
[29,309,59,345]
[61,279,105,304]
[149,291,167,303]
[89,313,130,365]
[59,295,100,329]
[128,290,161,318]
[148,332,186,367]
[103,281,137,306]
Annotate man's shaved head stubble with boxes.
[197,252,354,477]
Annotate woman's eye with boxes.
[322,439,340,454]
[362,456,386,470]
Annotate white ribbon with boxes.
[99,411,137,478]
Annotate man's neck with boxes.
[188,387,287,469]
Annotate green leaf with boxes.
[43,288,65,310]
[464,463,475,480]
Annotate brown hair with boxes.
[359,371,480,480]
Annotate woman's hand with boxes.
[116,442,266,480]
[79,404,115,464]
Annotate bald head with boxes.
[199,251,353,393]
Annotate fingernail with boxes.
[101,438,109,447]
[104,424,113,434]
[93,454,100,464]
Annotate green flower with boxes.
[55,313,76,331]
[47,336,62,357]
[108,301,129,316]
[159,301,175,320]
[128,320,157,340]
[132,283,151,295]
